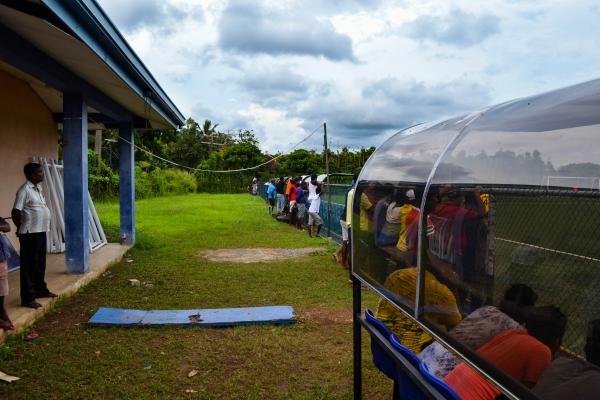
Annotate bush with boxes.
[159,168,197,195]
[135,167,196,198]
[135,166,152,199]
[195,171,257,193]
[88,148,201,199]
[88,150,119,200]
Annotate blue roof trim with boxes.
[39,0,185,128]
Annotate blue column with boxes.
[63,92,89,273]
[119,122,135,244]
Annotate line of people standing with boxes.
[266,175,324,237]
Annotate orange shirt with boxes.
[444,329,551,400]
[286,180,292,196]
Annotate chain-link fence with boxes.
[259,181,353,243]
[319,183,351,242]
[349,182,600,359]
[490,188,600,355]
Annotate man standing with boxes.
[275,177,285,212]
[307,187,324,237]
[288,177,299,225]
[12,163,56,309]
[267,179,277,215]
[308,174,319,198]
[295,181,307,230]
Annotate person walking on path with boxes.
[0,216,14,330]
[275,177,285,212]
[267,179,277,215]
[11,163,56,309]
[308,187,324,237]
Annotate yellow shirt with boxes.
[346,188,355,228]
[359,192,374,232]
[395,204,420,252]
[375,267,461,353]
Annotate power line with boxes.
[119,123,324,173]
[199,141,226,146]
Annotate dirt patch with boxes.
[198,247,324,263]
[299,307,353,325]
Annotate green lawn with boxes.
[0,194,388,399]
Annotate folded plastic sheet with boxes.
[88,306,296,327]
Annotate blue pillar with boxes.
[63,92,89,273]
[119,122,135,244]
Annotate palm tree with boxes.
[200,120,219,152]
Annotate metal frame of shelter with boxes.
[351,78,600,400]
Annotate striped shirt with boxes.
[13,180,51,234]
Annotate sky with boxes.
[97,0,600,153]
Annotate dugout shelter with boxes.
[351,78,600,399]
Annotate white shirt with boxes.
[13,180,51,234]
[308,195,321,213]
[386,202,402,223]
[308,182,318,200]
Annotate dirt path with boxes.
[198,247,324,263]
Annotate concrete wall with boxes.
[0,68,58,247]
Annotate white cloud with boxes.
[237,104,306,152]
[97,0,600,152]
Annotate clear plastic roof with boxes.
[361,78,600,190]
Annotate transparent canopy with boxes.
[353,78,600,399]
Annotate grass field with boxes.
[0,194,388,399]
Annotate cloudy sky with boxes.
[97,0,600,153]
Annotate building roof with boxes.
[0,0,185,128]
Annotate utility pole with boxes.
[324,122,332,239]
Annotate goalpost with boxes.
[545,176,600,191]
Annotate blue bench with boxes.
[363,308,461,400]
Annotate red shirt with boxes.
[430,203,479,255]
[444,329,551,400]
[289,186,297,201]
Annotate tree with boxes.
[235,129,259,146]
[166,118,208,168]
[278,149,323,176]
[200,120,219,137]
[223,142,264,170]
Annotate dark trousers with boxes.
[19,232,48,303]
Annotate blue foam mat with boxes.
[88,306,296,327]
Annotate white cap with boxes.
[406,189,416,200]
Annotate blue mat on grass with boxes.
[88,306,296,327]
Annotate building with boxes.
[0,0,185,274]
